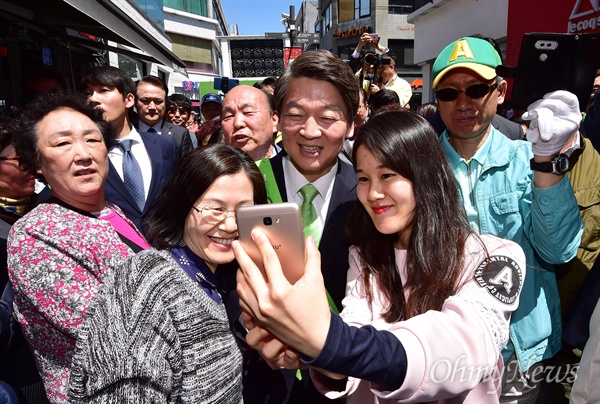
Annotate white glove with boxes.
[521,90,581,156]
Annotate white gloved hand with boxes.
[521,90,581,156]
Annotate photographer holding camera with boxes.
[350,33,386,92]
[350,33,412,108]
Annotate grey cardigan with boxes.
[68,248,243,403]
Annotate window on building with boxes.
[170,33,213,70]
[118,54,145,81]
[133,0,165,30]
[359,0,370,18]
[412,0,431,12]
[339,0,353,22]
[389,0,414,14]
[325,4,332,32]
[164,0,208,16]
[212,1,228,33]
[339,0,371,22]
[388,39,420,72]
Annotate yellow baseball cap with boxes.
[432,37,501,88]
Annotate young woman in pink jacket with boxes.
[235,110,527,403]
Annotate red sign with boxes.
[79,32,99,42]
[0,46,7,57]
[506,0,600,67]
[568,1,600,33]
[284,47,303,68]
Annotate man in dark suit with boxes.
[223,50,359,404]
[80,66,177,234]
[134,75,193,158]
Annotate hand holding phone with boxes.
[236,203,305,284]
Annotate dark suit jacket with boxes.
[223,153,357,404]
[160,120,194,158]
[427,110,524,140]
[104,132,177,234]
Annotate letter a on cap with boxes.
[448,39,475,62]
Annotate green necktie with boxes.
[297,184,339,381]
[299,184,321,246]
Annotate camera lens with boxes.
[263,217,273,226]
[364,54,377,65]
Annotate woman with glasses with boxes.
[68,144,266,402]
[8,92,148,403]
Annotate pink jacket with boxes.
[312,234,526,403]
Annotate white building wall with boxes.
[409,0,508,102]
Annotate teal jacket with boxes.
[442,127,583,372]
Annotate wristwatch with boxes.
[530,153,569,175]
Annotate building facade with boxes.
[317,0,422,105]
[0,0,231,112]
[407,0,600,104]
[0,0,186,111]
[163,0,230,107]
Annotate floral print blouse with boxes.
[7,202,138,403]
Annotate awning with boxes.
[2,0,187,75]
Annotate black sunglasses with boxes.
[435,83,498,102]
[0,156,30,170]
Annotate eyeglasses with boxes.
[167,107,190,116]
[192,203,237,225]
[0,156,30,171]
[435,83,498,102]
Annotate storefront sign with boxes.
[183,81,200,91]
[333,25,369,40]
[568,0,600,33]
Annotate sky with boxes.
[221,0,305,36]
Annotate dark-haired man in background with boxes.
[134,76,193,158]
[80,66,177,234]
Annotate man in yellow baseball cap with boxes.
[433,36,583,403]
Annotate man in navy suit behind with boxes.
[80,66,177,234]
[227,50,359,404]
[134,75,194,158]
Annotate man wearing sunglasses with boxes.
[433,36,583,403]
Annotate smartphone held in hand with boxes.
[236,203,306,284]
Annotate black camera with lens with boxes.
[360,54,392,90]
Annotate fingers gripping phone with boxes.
[236,203,306,284]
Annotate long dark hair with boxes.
[146,144,267,249]
[347,110,473,322]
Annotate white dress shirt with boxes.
[282,156,338,238]
[108,126,153,199]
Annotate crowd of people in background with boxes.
[0,32,598,404]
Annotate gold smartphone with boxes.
[236,203,306,284]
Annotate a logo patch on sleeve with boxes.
[474,256,523,304]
